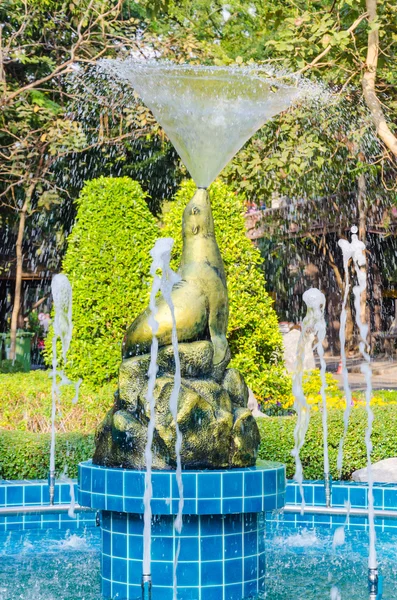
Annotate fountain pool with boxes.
[1,506,397,599]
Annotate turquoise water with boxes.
[0,523,396,599]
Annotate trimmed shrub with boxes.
[54,176,159,386]
[0,430,94,480]
[257,406,397,480]
[162,179,289,400]
[0,370,115,434]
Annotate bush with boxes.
[0,359,25,374]
[0,370,115,434]
[52,177,159,386]
[162,179,289,400]
[0,429,94,480]
[257,406,397,480]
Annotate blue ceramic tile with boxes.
[152,536,173,561]
[244,579,258,597]
[244,555,257,579]
[244,532,258,556]
[123,497,144,513]
[92,493,106,510]
[225,583,243,600]
[198,473,221,499]
[243,497,262,513]
[152,473,171,499]
[332,485,349,506]
[384,489,397,509]
[102,578,111,599]
[350,487,367,508]
[223,472,243,498]
[224,514,242,535]
[112,514,128,534]
[128,514,144,535]
[176,588,200,600]
[285,485,296,504]
[176,561,199,586]
[128,584,142,600]
[222,498,243,514]
[103,530,111,554]
[200,515,222,536]
[263,470,276,495]
[244,471,262,498]
[80,466,92,492]
[243,513,257,533]
[113,534,128,559]
[151,561,173,586]
[173,473,196,499]
[111,582,127,598]
[276,493,285,509]
[106,494,123,512]
[24,485,42,505]
[124,471,145,498]
[128,559,142,584]
[201,534,223,560]
[258,553,266,577]
[0,487,5,506]
[151,499,171,515]
[302,485,314,505]
[225,533,242,559]
[198,499,221,514]
[373,488,383,509]
[178,536,199,561]
[225,558,243,584]
[128,534,143,559]
[277,468,286,490]
[112,558,127,582]
[106,469,123,495]
[314,486,326,506]
[172,498,196,514]
[92,473,106,494]
[201,586,223,600]
[151,515,173,537]
[201,560,223,586]
[6,486,23,506]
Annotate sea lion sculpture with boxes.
[123,188,229,368]
[93,187,260,470]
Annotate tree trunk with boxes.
[327,243,354,352]
[362,0,397,158]
[9,185,34,360]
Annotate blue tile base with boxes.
[101,510,265,600]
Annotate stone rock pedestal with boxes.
[78,460,286,600]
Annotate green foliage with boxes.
[257,406,397,480]
[54,177,158,386]
[162,179,289,399]
[0,370,115,433]
[0,429,94,480]
[0,360,25,374]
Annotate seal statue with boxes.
[122,188,229,367]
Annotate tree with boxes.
[0,0,146,358]
[162,179,290,401]
[58,176,158,386]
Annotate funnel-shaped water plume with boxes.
[99,61,302,187]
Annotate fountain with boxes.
[78,62,303,600]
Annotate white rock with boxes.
[352,458,397,483]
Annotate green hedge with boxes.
[258,406,397,480]
[3,406,397,481]
[49,176,159,386]
[0,430,94,480]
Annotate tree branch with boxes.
[297,12,369,74]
